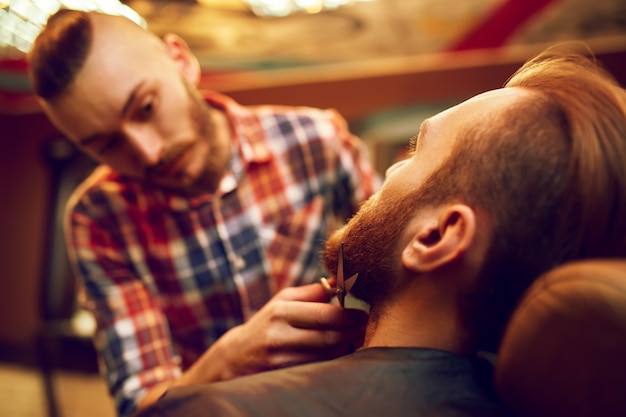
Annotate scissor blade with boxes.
[344,273,358,294]
[337,242,347,307]
[338,242,346,291]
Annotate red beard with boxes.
[323,189,420,307]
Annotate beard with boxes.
[323,188,420,309]
[147,79,231,196]
[184,83,231,195]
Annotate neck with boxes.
[362,283,472,355]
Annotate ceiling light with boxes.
[0,0,145,58]
[243,0,375,18]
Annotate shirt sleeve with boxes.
[65,191,182,417]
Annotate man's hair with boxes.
[412,45,626,351]
[28,9,93,100]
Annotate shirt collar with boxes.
[203,91,272,164]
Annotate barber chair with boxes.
[37,138,98,417]
[495,259,626,417]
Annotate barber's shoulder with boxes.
[65,164,119,211]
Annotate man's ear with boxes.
[401,204,477,273]
[163,33,201,86]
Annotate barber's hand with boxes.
[217,281,368,379]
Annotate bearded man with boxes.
[139,46,626,417]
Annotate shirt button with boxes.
[220,175,237,193]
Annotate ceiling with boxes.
[1,0,625,114]
[124,0,626,71]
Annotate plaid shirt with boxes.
[65,91,380,417]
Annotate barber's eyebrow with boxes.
[77,81,145,146]
[121,81,145,117]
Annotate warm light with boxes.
[0,0,145,58]
[71,308,97,338]
[243,0,376,17]
[295,0,324,14]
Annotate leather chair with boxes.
[495,259,626,417]
[37,138,99,417]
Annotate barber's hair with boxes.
[413,45,626,351]
[28,9,93,100]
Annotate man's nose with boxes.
[385,159,408,179]
[121,123,163,167]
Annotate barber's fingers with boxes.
[260,345,355,370]
[275,300,368,329]
[274,281,334,303]
[218,298,367,377]
[266,324,364,352]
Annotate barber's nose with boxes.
[121,123,163,167]
[385,159,408,179]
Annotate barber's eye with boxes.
[134,96,154,121]
[99,133,122,155]
[137,100,154,120]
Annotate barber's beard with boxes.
[184,85,230,195]
[157,82,231,196]
[323,190,418,309]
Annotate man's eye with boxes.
[137,100,154,120]
[98,133,123,155]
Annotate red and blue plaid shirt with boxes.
[65,91,381,416]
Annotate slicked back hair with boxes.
[28,9,93,100]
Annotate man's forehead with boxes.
[431,87,530,125]
[90,12,147,36]
[76,14,162,97]
[468,87,528,102]
[39,14,165,141]
[87,12,163,60]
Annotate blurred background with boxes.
[1,0,626,416]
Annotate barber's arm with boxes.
[66,216,181,417]
[138,281,367,411]
[69,206,366,416]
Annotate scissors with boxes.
[320,242,358,307]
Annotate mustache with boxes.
[145,143,190,178]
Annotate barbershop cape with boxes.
[136,347,512,417]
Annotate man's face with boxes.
[324,87,528,304]
[41,15,228,193]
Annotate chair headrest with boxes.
[494,259,626,417]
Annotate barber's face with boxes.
[324,88,527,303]
[41,16,229,194]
